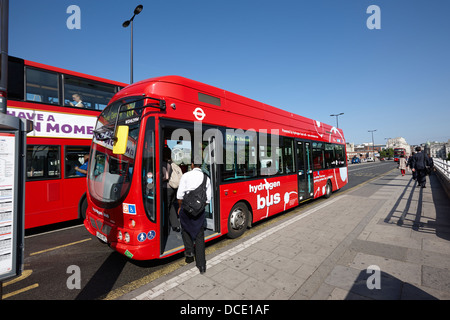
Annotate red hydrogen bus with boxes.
[394,148,406,162]
[84,76,348,260]
[6,56,126,229]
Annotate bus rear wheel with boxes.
[324,181,332,199]
[227,203,249,239]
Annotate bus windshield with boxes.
[88,97,144,207]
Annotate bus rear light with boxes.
[124,232,130,243]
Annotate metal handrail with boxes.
[433,158,450,179]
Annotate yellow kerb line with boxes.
[30,238,92,256]
[2,283,39,299]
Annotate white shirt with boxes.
[176,168,211,203]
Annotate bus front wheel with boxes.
[79,193,88,221]
[227,203,249,239]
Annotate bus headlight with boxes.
[124,232,130,243]
[118,231,123,241]
[129,219,136,228]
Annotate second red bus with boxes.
[394,148,406,162]
[6,56,126,229]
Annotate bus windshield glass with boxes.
[88,97,144,206]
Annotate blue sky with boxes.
[8,0,450,146]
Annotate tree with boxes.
[380,148,394,158]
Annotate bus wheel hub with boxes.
[230,208,245,230]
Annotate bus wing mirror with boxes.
[113,125,129,155]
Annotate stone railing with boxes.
[433,158,450,198]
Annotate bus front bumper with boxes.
[83,215,159,260]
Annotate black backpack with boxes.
[182,174,208,217]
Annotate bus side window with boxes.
[26,68,59,105]
[222,130,257,181]
[335,144,346,167]
[64,76,116,110]
[324,143,335,169]
[65,146,90,178]
[312,142,324,170]
[283,137,295,173]
[26,145,61,180]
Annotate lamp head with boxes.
[134,5,143,15]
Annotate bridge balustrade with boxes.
[433,158,450,198]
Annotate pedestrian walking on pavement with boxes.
[177,158,211,274]
[407,152,416,180]
[398,154,407,176]
[410,146,431,188]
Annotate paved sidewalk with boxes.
[121,170,450,300]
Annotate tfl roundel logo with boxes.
[193,107,206,121]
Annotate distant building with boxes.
[386,137,411,156]
[346,142,357,161]
[424,140,450,159]
[347,142,383,160]
[348,137,450,161]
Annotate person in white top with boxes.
[177,167,211,204]
[70,94,84,107]
[177,161,211,274]
[398,154,407,176]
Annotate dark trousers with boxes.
[165,186,180,229]
[416,169,427,187]
[182,228,206,268]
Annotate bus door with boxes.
[159,120,219,256]
[296,140,313,201]
[203,136,218,230]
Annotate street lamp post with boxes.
[330,113,344,128]
[122,4,143,84]
[384,137,391,148]
[384,137,391,158]
[368,130,377,160]
[0,0,9,114]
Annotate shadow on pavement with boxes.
[383,173,450,241]
[344,268,438,300]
